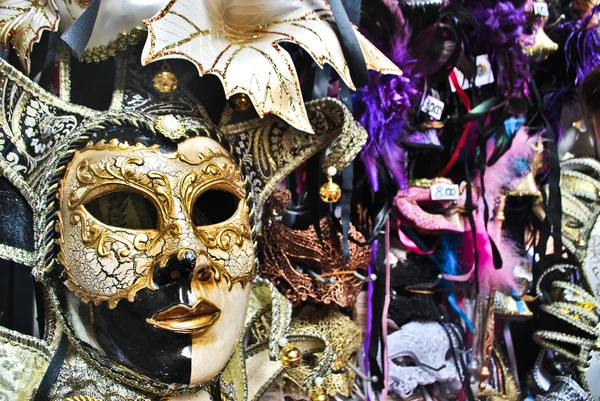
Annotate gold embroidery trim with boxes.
[0,243,35,266]
[76,28,147,63]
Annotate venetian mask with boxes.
[261,189,371,307]
[394,178,475,234]
[519,0,558,60]
[54,125,255,388]
[388,321,462,399]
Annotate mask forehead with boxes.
[57,135,254,309]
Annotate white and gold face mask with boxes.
[55,131,255,386]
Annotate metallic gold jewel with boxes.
[147,299,221,334]
[319,176,341,203]
[310,386,328,401]
[519,0,558,60]
[506,171,540,197]
[409,177,453,188]
[505,138,544,198]
[280,344,303,368]
[231,94,252,112]
[153,70,179,95]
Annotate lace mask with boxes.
[261,189,371,307]
[389,253,441,326]
[388,321,462,399]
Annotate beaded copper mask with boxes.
[261,189,370,307]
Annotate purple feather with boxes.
[466,0,530,100]
[560,5,600,85]
[355,0,420,191]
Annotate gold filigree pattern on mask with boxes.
[69,154,174,218]
[69,206,151,258]
[56,138,255,308]
[142,0,401,133]
[195,221,251,253]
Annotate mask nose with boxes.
[153,249,215,287]
[153,249,198,286]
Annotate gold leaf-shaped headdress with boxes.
[142,0,402,132]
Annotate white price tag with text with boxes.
[430,183,460,201]
[420,95,445,120]
[533,2,549,16]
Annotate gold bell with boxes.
[280,344,303,368]
[310,387,328,401]
[153,67,178,95]
[320,166,341,203]
[231,93,251,112]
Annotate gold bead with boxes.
[310,387,328,401]
[280,344,303,368]
[231,93,251,112]
[153,70,178,94]
[319,177,341,203]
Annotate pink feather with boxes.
[469,127,541,295]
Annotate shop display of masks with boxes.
[0,0,598,401]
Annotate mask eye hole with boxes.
[83,191,158,229]
[392,356,416,367]
[192,190,240,226]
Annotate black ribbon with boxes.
[33,334,69,401]
[463,159,480,294]
[529,79,562,255]
[328,0,368,88]
[61,0,102,57]
[312,65,331,100]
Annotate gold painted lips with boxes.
[147,300,221,334]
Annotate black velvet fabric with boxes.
[0,176,34,251]
[0,177,35,335]
[0,260,34,335]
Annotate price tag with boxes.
[430,183,460,201]
[420,95,445,120]
[533,2,549,16]
[450,55,494,92]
